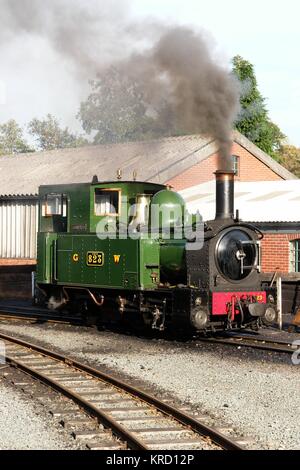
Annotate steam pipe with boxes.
[215,170,235,219]
[62,286,104,307]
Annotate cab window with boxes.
[95,189,120,216]
[43,194,67,217]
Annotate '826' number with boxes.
[86,251,104,266]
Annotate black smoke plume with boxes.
[1,0,239,168]
[119,27,239,168]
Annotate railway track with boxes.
[0,304,82,325]
[0,331,244,451]
[197,333,297,354]
[0,304,296,356]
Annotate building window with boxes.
[232,155,240,176]
[289,240,300,272]
[94,189,120,216]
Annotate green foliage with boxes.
[232,55,285,157]
[79,58,287,152]
[276,145,300,177]
[28,114,88,151]
[0,119,33,155]
[78,67,176,145]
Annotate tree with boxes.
[28,114,88,151]
[276,145,300,177]
[77,67,174,145]
[0,119,33,155]
[232,55,285,157]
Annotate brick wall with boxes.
[167,142,282,191]
[0,259,36,266]
[261,233,300,273]
[0,265,35,300]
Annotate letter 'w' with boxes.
[114,255,121,264]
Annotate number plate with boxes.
[86,251,104,266]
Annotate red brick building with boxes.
[256,224,300,274]
[167,132,290,190]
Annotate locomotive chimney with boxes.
[215,170,234,219]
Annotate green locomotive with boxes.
[35,173,277,331]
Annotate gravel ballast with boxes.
[0,377,77,450]
[0,321,299,450]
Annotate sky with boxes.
[131,0,300,146]
[0,0,299,146]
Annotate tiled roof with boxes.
[0,131,296,197]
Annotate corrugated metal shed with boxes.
[0,199,38,258]
[180,180,300,223]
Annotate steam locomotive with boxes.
[35,171,277,332]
